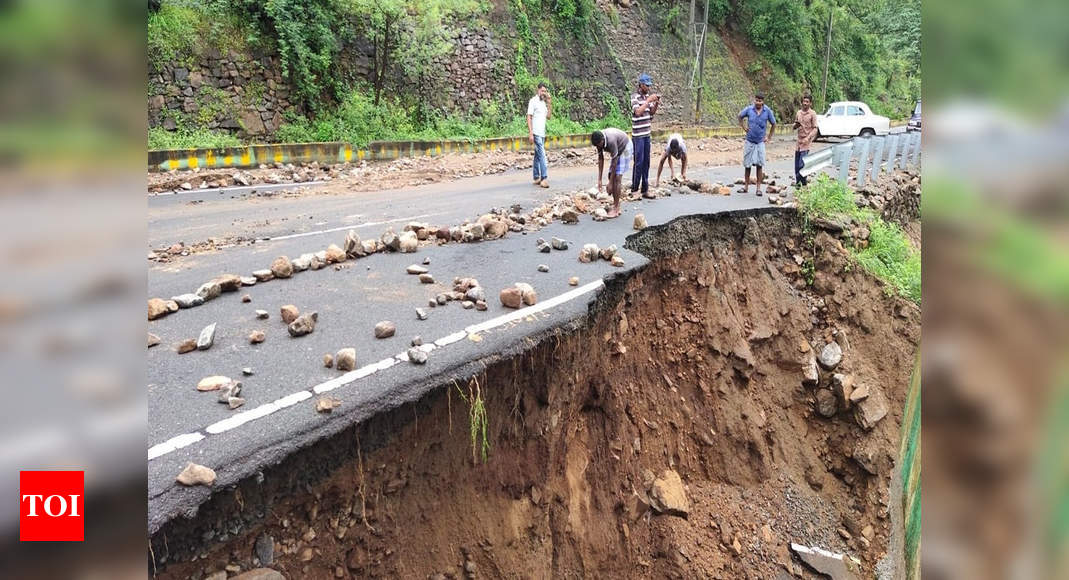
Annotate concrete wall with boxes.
[149,126,746,171]
[148,49,298,139]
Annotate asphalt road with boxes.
[146,137,820,532]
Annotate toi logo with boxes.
[20,471,84,541]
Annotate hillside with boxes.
[148,0,919,149]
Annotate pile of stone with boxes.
[577,243,625,267]
[799,334,889,472]
[428,277,488,311]
[150,161,334,194]
[683,180,733,196]
[195,376,245,409]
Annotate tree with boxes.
[227,0,347,109]
[349,0,477,106]
[350,0,405,106]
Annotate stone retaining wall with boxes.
[149,49,298,138]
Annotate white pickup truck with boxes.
[817,101,891,138]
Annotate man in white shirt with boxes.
[527,83,552,188]
[654,133,688,186]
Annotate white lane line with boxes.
[205,391,313,434]
[465,280,603,335]
[267,212,447,242]
[148,432,205,460]
[434,331,467,347]
[149,181,328,197]
[148,278,605,461]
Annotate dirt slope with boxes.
[152,209,919,579]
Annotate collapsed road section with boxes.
[149,208,920,579]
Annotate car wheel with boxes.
[859,128,875,137]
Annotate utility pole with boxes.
[691,0,709,123]
[821,9,832,109]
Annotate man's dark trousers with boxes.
[631,135,651,192]
[794,150,808,185]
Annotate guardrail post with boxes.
[836,143,852,184]
[856,138,872,187]
[870,136,886,183]
[884,134,899,173]
[895,134,907,171]
[910,133,922,167]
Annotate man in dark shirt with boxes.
[591,128,633,218]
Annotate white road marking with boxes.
[148,278,605,461]
[465,280,603,335]
[266,212,447,242]
[204,391,312,434]
[148,432,205,460]
[434,331,467,347]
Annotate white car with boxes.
[817,101,891,138]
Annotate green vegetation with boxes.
[729,0,920,119]
[148,127,242,150]
[456,377,491,464]
[226,0,345,108]
[148,1,247,72]
[796,175,920,303]
[274,89,628,148]
[147,2,198,69]
[148,0,918,147]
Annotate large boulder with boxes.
[270,256,294,279]
[818,341,843,369]
[324,244,346,263]
[196,281,222,301]
[853,385,889,430]
[398,231,418,253]
[335,348,356,371]
[381,229,401,251]
[515,283,537,306]
[649,470,689,517]
[148,298,170,320]
[500,287,523,309]
[211,274,242,292]
[287,312,318,337]
[344,230,362,257]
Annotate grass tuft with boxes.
[456,376,490,464]
[796,174,921,303]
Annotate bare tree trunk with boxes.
[374,16,392,106]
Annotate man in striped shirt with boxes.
[630,73,660,196]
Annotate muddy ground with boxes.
[147,136,802,196]
[151,208,921,579]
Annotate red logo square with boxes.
[19,471,84,541]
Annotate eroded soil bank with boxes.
[151,209,920,579]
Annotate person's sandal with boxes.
[539,179,549,188]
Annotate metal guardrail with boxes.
[800,131,921,185]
